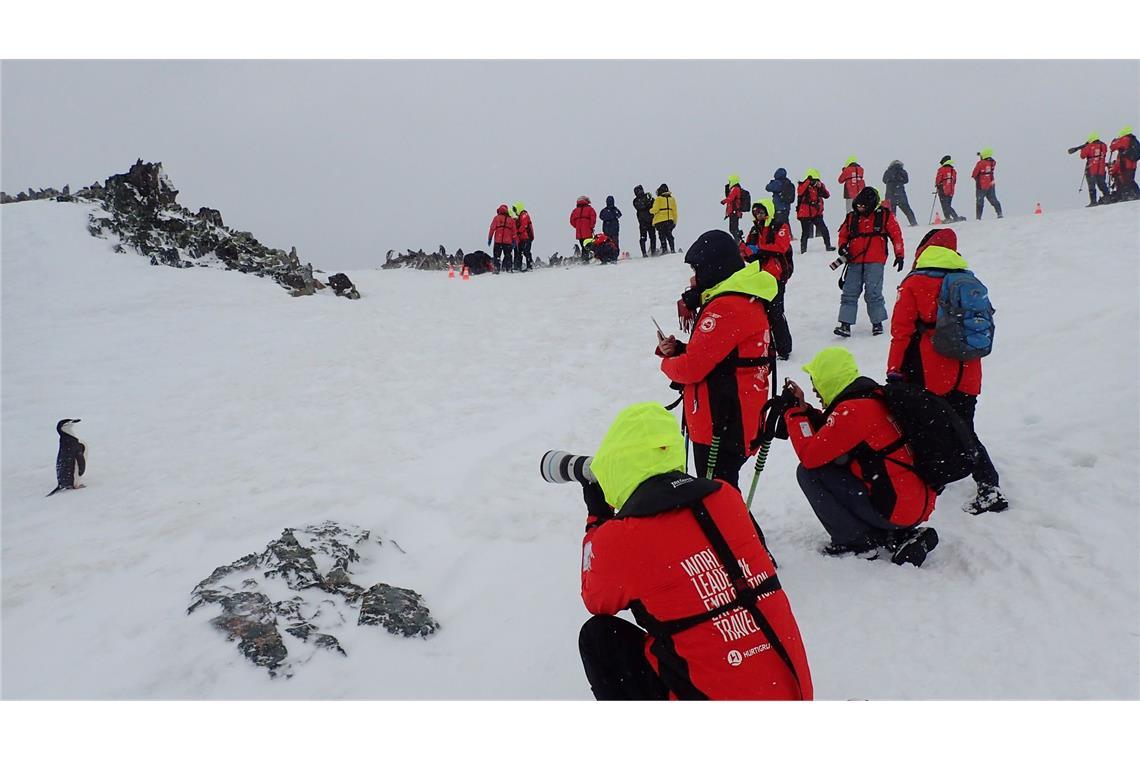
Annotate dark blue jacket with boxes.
[600,195,622,237]
[765,169,796,215]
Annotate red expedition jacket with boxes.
[888,230,982,397]
[837,164,865,199]
[660,293,772,452]
[1080,141,1108,175]
[785,378,936,527]
[936,165,957,197]
[722,184,743,218]
[570,200,597,239]
[971,158,996,191]
[488,206,517,245]
[743,222,793,282]
[1110,134,1138,171]
[837,208,904,264]
[516,210,535,241]
[795,180,829,220]
[581,474,812,700]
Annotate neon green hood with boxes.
[1120,126,1134,137]
[701,260,778,305]
[1087,132,1100,143]
[941,158,954,167]
[513,202,526,214]
[845,155,857,166]
[591,403,686,511]
[583,237,594,247]
[728,174,740,186]
[754,197,776,225]
[980,148,993,159]
[916,245,968,270]
[802,347,860,406]
[805,168,821,180]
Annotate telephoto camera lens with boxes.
[540,450,597,485]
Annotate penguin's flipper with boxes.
[77,450,86,477]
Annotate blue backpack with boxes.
[931,270,995,360]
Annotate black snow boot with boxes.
[966,483,1009,515]
[833,322,852,338]
[821,541,879,559]
[890,527,939,567]
[872,323,884,336]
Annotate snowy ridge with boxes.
[1,198,1138,698]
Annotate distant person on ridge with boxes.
[971,149,1003,220]
[570,196,597,262]
[633,185,657,256]
[1108,126,1139,202]
[515,201,535,273]
[795,169,834,254]
[1067,134,1109,206]
[833,186,904,338]
[882,160,918,227]
[651,183,678,254]
[837,156,865,213]
[935,156,965,222]
[765,168,796,225]
[487,203,518,273]
[721,174,744,242]
[887,228,1008,515]
[599,196,622,247]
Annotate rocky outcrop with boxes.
[188,521,438,678]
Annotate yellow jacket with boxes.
[650,192,678,225]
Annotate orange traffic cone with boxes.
[461,266,470,281]
[1034,202,1043,215]
[933,212,942,225]
[448,263,455,279]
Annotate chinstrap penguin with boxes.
[47,418,86,496]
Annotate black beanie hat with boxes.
[684,230,744,291]
[853,186,880,213]
[657,183,669,194]
[940,154,952,165]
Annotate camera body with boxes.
[828,252,847,270]
[540,450,597,485]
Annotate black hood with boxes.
[853,186,880,214]
[634,184,644,196]
[684,230,744,291]
[616,472,722,519]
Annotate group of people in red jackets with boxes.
[485,202,535,273]
[575,212,1008,700]
[1069,127,1140,206]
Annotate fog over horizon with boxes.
[3,60,1137,270]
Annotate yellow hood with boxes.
[591,403,687,511]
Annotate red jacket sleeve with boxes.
[971,161,982,181]
[821,183,830,199]
[887,279,919,374]
[660,299,748,384]
[785,403,872,469]
[885,213,905,258]
[580,520,632,615]
[837,216,850,248]
[569,209,578,228]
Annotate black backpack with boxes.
[1124,135,1140,162]
[739,187,752,211]
[779,181,795,205]
[849,382,976,493]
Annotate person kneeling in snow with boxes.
[782,347,940,566]
[578,402,812,700]
[584,233,620,264]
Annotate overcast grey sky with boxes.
[2,60,1137,269]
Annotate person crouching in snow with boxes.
[578,402,812,700]
[887,228,1008,515]
[657,230,777,490]
[833,186,905,338]
[782,347,940,566]
[586,233,620,264]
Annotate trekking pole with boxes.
[1077,172,1086,194]
[928,192,937,224]
[705,435,720,479]
[745,437,771,509]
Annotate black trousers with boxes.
[944,391,999,487]
[728,214,741,241]
[692,441,747,492]
[579,615,669,700]
[655,221,676,253]
[798,218,831,252]
[1086,172,1109,205]
[768,283,792,358]
[938,191,962,221]
[493,242,514,272]
[975,186,1003,219]
[577,238,592,262]
[516,240,533,270]
[639,221,657,255]
[886,190,918,226]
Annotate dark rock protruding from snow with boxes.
[358,584,440,638]
[188,521,437,677]
[84,159,328,296]
[327,272,360,299]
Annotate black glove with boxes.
[681,286,702,312]
[893,257,904,272]
[582,481,612,520]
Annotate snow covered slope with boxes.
[2,199,1138,698]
